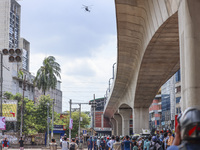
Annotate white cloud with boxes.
[29,35,117,111]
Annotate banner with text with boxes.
[69,118,73,129]
[2,100,18,121]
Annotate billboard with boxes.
[2,100,18,122]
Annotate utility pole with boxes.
[47,103,50,147]
[78,104,81,140]
[20,75,26,137]
[0,53,3,117]
[71,102,88,139]
[69,99,72,143]
[51,99,55,138]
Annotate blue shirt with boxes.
[123,140,132,150]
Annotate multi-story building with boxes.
[149,94,162,131]
[161,74,177,130]
[0,0,62,113]
[90,97,112,136]
[175,69,181,115]
[35,81,62,113]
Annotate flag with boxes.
[0,117,6,130]
[69,118,73,129]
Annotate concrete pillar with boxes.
[133,107,149,134]
[178,0,200,111]
[113,114,122,136]
[118,109,132,136]
[110,118,117,135]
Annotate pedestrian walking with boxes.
[122,136,132,150]
[19,137,24,150]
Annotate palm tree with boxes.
[34,56,61,95]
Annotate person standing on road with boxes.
[79,136,83,150]
[2,138,9,150]
[122,136,132,150]
[62,137,69,150]
[113,136,121,150]
[107,135,115,150]
[69,138,78,150]
[87,136,93,150]
[19,137,24,150]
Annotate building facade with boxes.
[90,98,112,136]
[149,95,162,131]
[0,0,62,113]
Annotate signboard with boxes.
[2,100,18,121]
[83,130,87,134]
[53,125,64,131]
[0,117,6,130]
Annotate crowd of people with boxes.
[85,132,174,150]
[63,107,200,150]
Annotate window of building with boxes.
[176,97,181,104]
[130,120,133,125]
[19,81,22,88]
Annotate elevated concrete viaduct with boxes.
[104,0,200,134]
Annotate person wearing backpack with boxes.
[149,136,162,150]
[100,137,106,150]
[69,138,78,150]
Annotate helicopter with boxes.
[82,5,92,12]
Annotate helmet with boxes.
[179,107,200,141]
[152,136,157,142]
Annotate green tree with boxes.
[23,98,37,135]
[54,111,90,137]
[33,56,61,95]
[35,95,52,133]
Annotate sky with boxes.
[18,0,117,112]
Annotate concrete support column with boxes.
[133,107,149,134]
[113,114,122,136]
[110,118,117,135]
[118,109,132,136]
[178,0,200,111]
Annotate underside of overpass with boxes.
[104,0,182,134]
[104,0,200,134]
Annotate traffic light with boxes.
[2,48,22,62]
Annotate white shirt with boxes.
[62,141,68,150]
